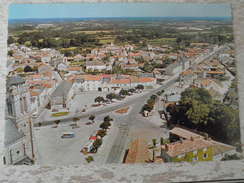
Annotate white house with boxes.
[86,61,111,71]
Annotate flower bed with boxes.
[115,107,129,114]
[51,112,69,117]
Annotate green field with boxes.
[148,38,176,45]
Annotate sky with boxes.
[9,3,232,20]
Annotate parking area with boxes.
[34,113,118,165]
[70,91,110,113]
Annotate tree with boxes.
[24,65,33,72]
[147,98,156,107]
[136,84,144,91]
[8,36,15,45]
[185,99,210,125]
[96,130,107,138]
[100,121,111,130]
[181,88,212,105]
[8,50,14,56]
[86,156,94,163]
[94,96,105,104]
[89,115,95,123]
[150,95,158,101]
[106,93,116,101]
[142,104,154,113]
[128,88,136,93]
[152,139,157,162]
[104,115,113,123]
[54,120,60,125]
[157,91,162,96]
[221,154,241,161]
[160,137,164,145]
[93,139,103,151]
[119,89,129,96]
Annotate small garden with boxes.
[51,111,69,117]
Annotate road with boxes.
[105,78,178,163]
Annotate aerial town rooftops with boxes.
[86,61,106,66]
[162,138,213,157]
[167,127,236,157]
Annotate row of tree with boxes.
[94,85,145,104]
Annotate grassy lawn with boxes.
[52,112,69,117]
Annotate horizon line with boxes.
[9,16,232,21]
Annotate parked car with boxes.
[61,132,75,138]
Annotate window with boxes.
[3,157,6,165]
[203,153,208,159]
[193,150,198,155]
[16,150,20,154]
[203,148,208,152]
[193,156,198,161]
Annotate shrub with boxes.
[97,130,107,138]
[93,139,103,150]
[100,121,111,130]
[86,156,94,163]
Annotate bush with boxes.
[86,156,94,163]
[97,129,107,138]
[141,104,153,113]
[136,84,144,90]
[104,115,113,122]
[93,139,103,150]
[100,121,111,130]
[221,154,241,161]
[89,115,95,122]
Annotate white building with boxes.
[6,76,31,119]
[86,61,113,71]
[3,118,33,165]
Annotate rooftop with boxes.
[4,118,24,147]
[51,80,73,98]
[162,138,213,157]
[170,127,202,140]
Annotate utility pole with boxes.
[29,117,35,161]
